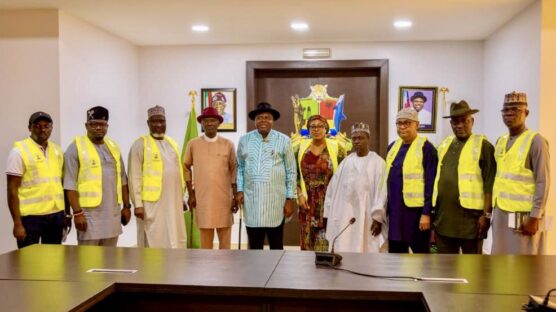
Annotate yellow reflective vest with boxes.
[386,136,427,207]
[14,138,64,216]
[141,135,185,201]
[296,138,339,198]
[432,134,484,210]
[493,129,537,212]
[75,136,122,208]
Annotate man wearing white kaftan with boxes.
[128,106,186,248]
[324,123,387,253]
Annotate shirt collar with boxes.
[29,137,48,152]
[202,134,218,142]
[255,129,274,141]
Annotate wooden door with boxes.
[246,60,389,246]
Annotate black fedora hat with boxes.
[248,102,280,121]
[410,91,427,102]
[443,100,479,118]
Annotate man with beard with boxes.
[432,101,496,254]
[184,106,237,249]
[491,92,550,255]
[6,112,67,248]
[323,122,387,253]
[236,102,297,250]
[128,106,187,248]
[64,106,131,246]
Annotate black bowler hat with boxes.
[410,91,427,102]
[248,102,280,121]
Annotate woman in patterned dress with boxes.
[295,115,346,250]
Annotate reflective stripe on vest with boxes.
[386,136,426,207]
[493,130,537,212]
[75,136,122,207]
[141,135,185,202]
[14,138,64,216]
[432,134,484,210]
[297,138,339,198]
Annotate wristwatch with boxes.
[123,204,132,209]
[483,212,492,219]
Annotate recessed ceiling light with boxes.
[192,25,209,32]
[291,22,309,31]
[393,20,412,29]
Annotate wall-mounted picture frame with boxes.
[201,88,237,132]
[398,86,438,133]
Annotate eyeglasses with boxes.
[309,124,326,130]
[500,107,525,114]
[395,120,414,128]
[87,121,108,129]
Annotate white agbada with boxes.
[128,138,187,249]
[323,152,388,253]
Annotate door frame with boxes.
[246,59,389,156]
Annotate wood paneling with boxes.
[246,60,389,156]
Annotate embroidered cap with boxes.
[396,107,419,122]
[351,122,370,136]
[86,106,109,121]
[504,91,527,106]
[148,105,165,118]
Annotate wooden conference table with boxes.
[0,244,554,311]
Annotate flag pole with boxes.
[183,90,200,249]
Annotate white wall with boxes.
[0,9,61,254]
[482,0,544,253]
[483,1,541,143]
[139,41,485,243]
[0,37,60,254]
[58,11,140,247]
[139,41,485,148]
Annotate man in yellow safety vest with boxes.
[432,101,496,254]
[128,105,187,248]
[6,112,68,248]
[64,106,131,246]
[491,91,550,255]
[386,108,438,253]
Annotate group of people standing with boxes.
[6,91,550,256]
[307,91,550,255]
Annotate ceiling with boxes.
[0,0,535,46]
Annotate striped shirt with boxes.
[237,129,297,227]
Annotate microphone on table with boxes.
[315,217,356,267]
[523,288,556,311]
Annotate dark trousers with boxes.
[389,234,431,254]
[246,219,285,250]
[436,233,483,254]
[17,211,64,249]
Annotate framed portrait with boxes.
[398,86,438,133]
[201,88,237,132]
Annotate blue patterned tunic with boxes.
[237,130,297,227]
